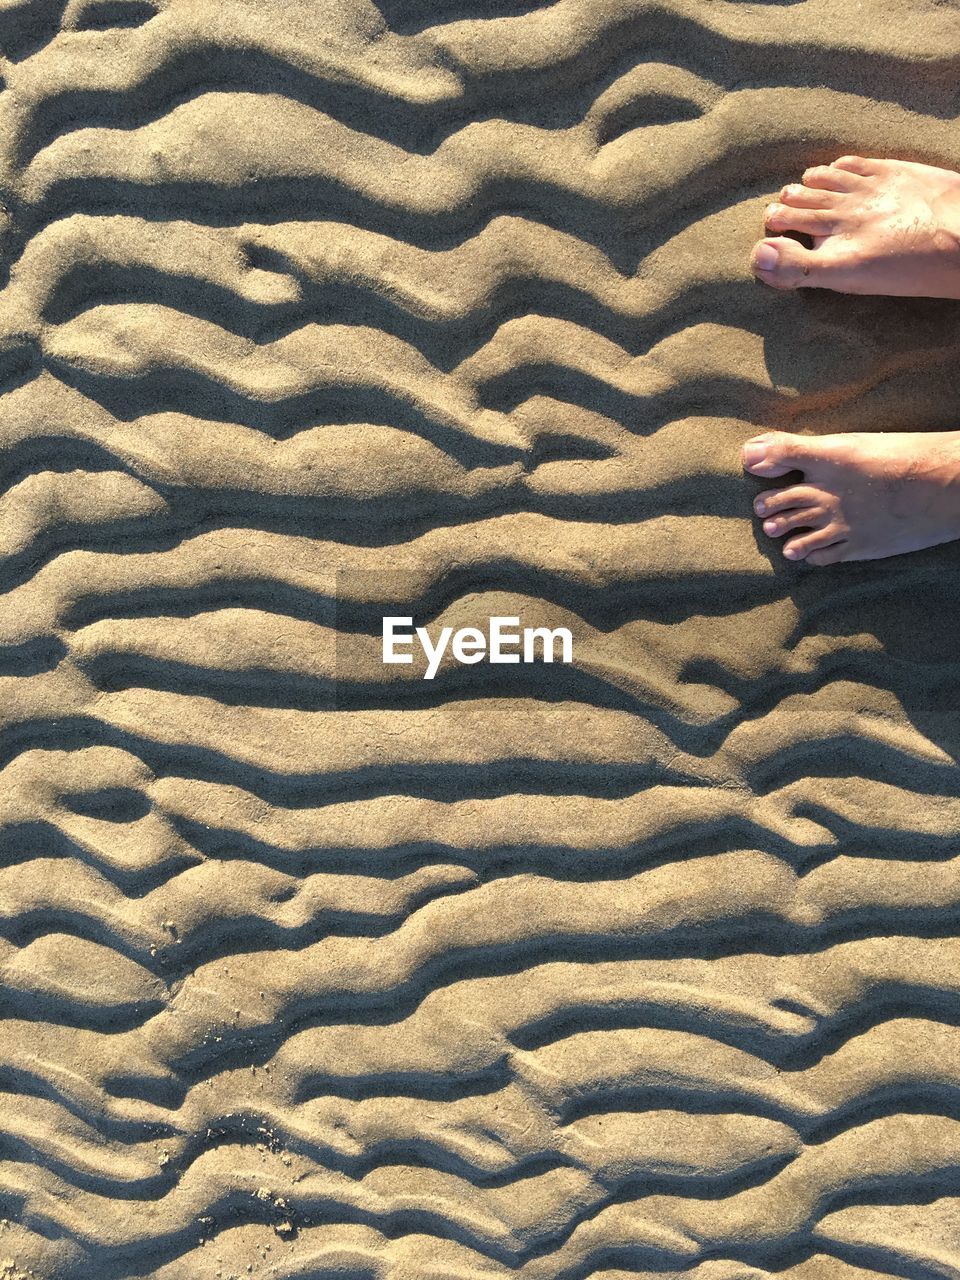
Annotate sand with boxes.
[2,0,960,1276]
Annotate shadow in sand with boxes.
[750,279,960,777]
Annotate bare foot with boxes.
[742,429,960,564]
[751,154,960,295]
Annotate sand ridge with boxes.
[2,0,960,1276]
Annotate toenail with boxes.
[766,203,782,218]
[754,498,767,513]
[753,244,779,272]
[743,442,767,464]
[784,545,799,559]
[763,519,779,534]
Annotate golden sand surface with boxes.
[2,0,960,1276]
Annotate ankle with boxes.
[926,432,960,493]
[934,190,960,286]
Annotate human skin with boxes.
[743,154,960,564]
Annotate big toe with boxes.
[751,236,819,290]
[742,432,805,477]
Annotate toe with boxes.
[753,484,824,516]
[802,163,863,192]
[751,236,820,289]
[804,543,848,566]
[742,432,805,477]
[779,183,841,209]
[782,525,845,561]
[831,154,882,176]
[762,507,824,537]
[765,203,837,236]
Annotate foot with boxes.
[751,154,960,296]
[742,429,960,564]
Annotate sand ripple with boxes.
[2,1,960,1277]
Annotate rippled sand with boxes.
[2,0,960,1276]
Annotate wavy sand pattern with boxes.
[2,0,960,1276]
